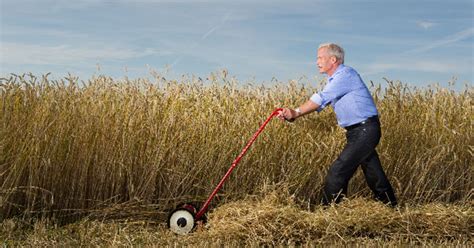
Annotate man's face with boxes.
[317,48,337,75]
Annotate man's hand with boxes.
[277,108,300,122]
[277,100,319,122]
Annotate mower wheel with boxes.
[167,203,197,235]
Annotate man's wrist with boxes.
[295,108,302,117]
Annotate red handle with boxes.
[195,108,282,220]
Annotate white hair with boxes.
[318,43,345,64]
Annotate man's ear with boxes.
[331,56,337,64]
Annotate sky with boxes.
[1,0,473,88]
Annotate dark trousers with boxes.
[322,120,397,207]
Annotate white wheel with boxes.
[168,209,195,235]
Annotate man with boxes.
[279,43,397,207]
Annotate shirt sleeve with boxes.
[309,69,355,112]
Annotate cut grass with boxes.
[1,192,472,246]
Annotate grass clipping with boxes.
[193,192,473,245]
[2,192,472,246]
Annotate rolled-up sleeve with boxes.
[310,69,354,112]
[310,93,323,105]
[310,93,325,112]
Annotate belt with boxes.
[344,116,379,131]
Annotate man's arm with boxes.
[278,99,320,121]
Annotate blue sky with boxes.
[1,0,473,88]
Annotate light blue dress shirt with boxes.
[310,64,378,128]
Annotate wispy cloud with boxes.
[1,42,163,66]
[2,0,104,13]
[365,60,468,75]
[2,25,87,40]
[363,27,474,77]
[409,27,474,54]
[170,11,233,68]
[417,21,436,30]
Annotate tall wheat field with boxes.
[1,72,472,246]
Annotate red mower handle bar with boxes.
[195,108,283,220]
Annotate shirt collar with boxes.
[328,64,345,82]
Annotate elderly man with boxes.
[279,43,397,207]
